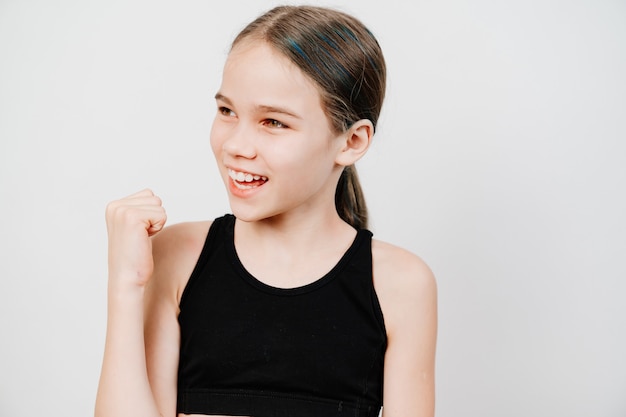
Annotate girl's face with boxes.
[210,40,346,223]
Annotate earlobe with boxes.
[335,119,374,166]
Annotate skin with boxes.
[95,40,437,417]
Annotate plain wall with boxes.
[0,0,624,416]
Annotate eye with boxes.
[218,106,236,117]
[262,119,287,129]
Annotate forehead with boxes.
[225,40,297,78]
[220,40,323,113]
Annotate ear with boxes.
[335,119,374,166]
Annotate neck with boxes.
[237,207,352,249]
[233,208,358,288]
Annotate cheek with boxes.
[276,130,334,161]
[209,120,225,156]
[274,141,336,180]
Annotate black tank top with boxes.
[177,215,387,417]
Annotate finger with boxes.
[119,195,163,206]
[146,209,168,236]
[106,196,163,218]
[123,188,156,199]
[106,204,166,230]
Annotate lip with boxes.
[227,176,267,198]
[225,165,268,198]
[227,167,268,182]
[226,165,266,179]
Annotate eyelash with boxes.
[217,106,288,129]
[262,119,287,129]
[218,106,236,117]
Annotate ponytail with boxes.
[335,165,368,230]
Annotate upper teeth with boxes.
[229,169,267,183]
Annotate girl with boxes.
[96,5,437,417]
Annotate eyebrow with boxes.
[215,92,302,120]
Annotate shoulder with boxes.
[372,240,438,417]
[371,239,437,336]
[149,220,213,305]
[152,220,213,257]
[371,239,436,298]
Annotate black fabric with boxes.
[177,214,387,417]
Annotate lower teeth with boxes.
[234,181,258,190]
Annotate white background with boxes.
[1,0,625,416]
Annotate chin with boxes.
[228,201,272,223]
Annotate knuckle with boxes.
[105,200,120,218]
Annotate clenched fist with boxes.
[105,189,167,290]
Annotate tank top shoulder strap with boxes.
[179,214,235,309]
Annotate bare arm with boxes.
[95,189,168,417]
[144,221,209,415]
[142,242,183,417]
[373,241,438,417]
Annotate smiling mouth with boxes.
[228,169,268,190]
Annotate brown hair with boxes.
[232,6,386,229]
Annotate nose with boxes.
[222,122,257,159]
